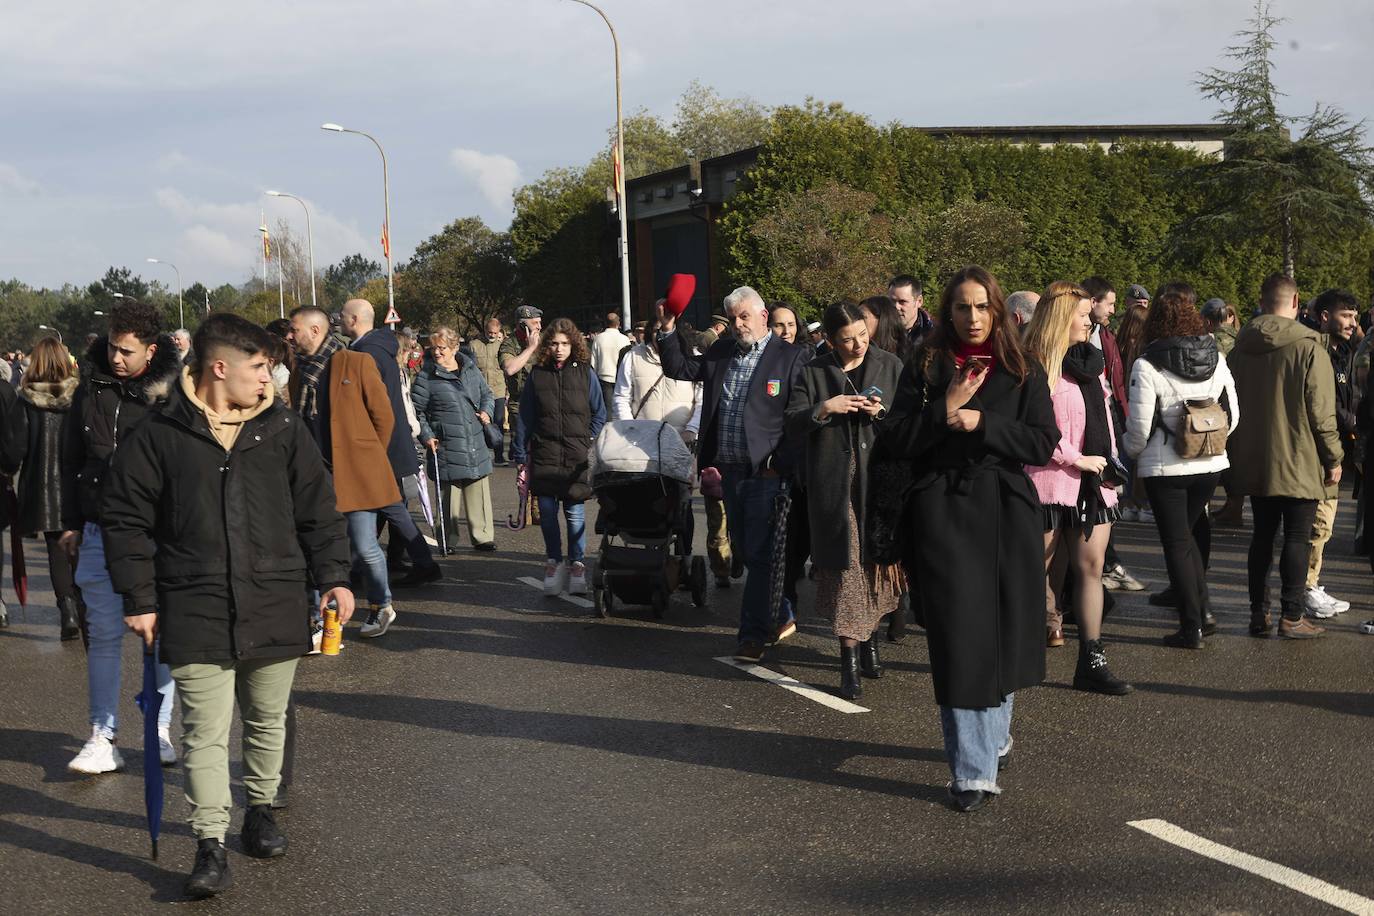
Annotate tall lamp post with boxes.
[266,190,317,307]
[321,122,395,324]
[565,0,631,330]
[146,258,184,329]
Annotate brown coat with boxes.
[329,349,400,512]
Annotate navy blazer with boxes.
[658,330,807,474]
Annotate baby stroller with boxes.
[590,419,708,618]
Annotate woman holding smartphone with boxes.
[786,301,905,701]
[1023,281,1132,695]
[879,266,1057,812]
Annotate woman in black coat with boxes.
[13,338,82,639]
[878,266,1057,813]
[786,302,904,701]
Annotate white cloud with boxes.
[0,163,39,195]
[182,225,245,268]
[154,150,192,172]
[449,149,522,213]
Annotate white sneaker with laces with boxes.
[567,562,589,596]
[359,604,397,638]
[1305,586,1339,619]
[68,727,125,775]
[1316,586,1350,614]
[1119,507,1139,522]
[1136,509,1155,523]
[543,560,567,596]
[157,725,177,766]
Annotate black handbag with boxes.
[452,379,503,451]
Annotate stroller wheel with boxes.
[690,556,707,608]
[592,562,605,590]
[596,584,613,618]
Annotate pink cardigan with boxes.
[1025,375,1119,510]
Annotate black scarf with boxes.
[1061,342,1111,538]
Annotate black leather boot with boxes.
[240,804,288,858]
[184,838,232,899]
[859,637,883,679]
[1072,638,1133,695]
[839,646,863,701]
[886,592,909,642]
[58,597,81,641]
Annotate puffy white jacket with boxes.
[611,342,701,438]
[1124,340,1240,477]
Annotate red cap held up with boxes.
[663,273,696,318]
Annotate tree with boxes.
[322,253,384,310]
[1186,0,1374,278]
[922,199,1026,282]
[401,217,517,333]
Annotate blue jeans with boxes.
[345,510,391,607]
[74,523,175,737]
[536,496,585,563]
[939,694,1015,794]
[491,398,507,463]
[718,466,783,646]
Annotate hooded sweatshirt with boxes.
[1123,334,1238,477]
[1226,314,1342,500]
[178,367,275,452]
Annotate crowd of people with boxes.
[0,261,1369,895]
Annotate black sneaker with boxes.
[394,564,442,587]
[240,804,288,858]
[185,838,232,898]
[474,541,497,552]
[951,789,993,813]
[1148,586,1177,607]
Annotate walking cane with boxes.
[431,446,448,556]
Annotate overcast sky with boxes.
[1,0,1369,291]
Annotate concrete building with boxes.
[626,123,1229,328]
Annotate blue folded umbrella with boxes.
[134,649,165,859]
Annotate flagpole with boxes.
[278,242,286,319]
[260,210,268,292]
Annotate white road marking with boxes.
[424,535,439,547]
[1128,819,1374,915]
[712,657,870,714]
[517,576,595,609]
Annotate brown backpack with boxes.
[1159,375,1228,459]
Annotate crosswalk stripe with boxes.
[712,657,870,714]
[516,576,595,609]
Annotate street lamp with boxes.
[146,258,184,329]
[565,0,631,331]
[321,122,394,324]
[266,190,317,307]
[93,310,105,316]
[38,324,62,342]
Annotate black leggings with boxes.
[1247,497,1318,621]
[1144,473,1218,631]
[44,532,78,603]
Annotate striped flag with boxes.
[260,222,271,261]
[380,222,390,260]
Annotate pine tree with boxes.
[1189,0,1374,279]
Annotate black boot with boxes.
[1162,628,1204,649]
[1072,638,1133,695]
[185,838,232,899]
[58,597,81,641]
[838,646,863,701]
[859,637,883,679]
[886,592,909,643]
[240,804,288,858]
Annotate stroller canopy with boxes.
[591,420,694,485]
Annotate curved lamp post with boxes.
[321,122,394,323]
[266,190,317,307]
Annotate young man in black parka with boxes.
[102,314,355,899]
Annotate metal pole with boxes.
[278,238,286,319]
[568,0,632,331]
[270,192,317,307]
[322,124,394,322]
[173,264,183,330]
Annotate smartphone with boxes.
[963,355,991,376]
[860,385,883,400]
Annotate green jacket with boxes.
[1213,323,1237,357]
[1227,314,1343,500]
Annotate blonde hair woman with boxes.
[1023,281,1132,696]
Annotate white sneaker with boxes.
[543,560,567,596]
[1119,507,1139,522]
[1359,619,1374,635]
[308,625,323,655]
[1305,586,1339,619]
[157,725,177,766]
[1136,508,1155,523]
[68,727,125,775]
[359,604,397,638]
[568,562,589,595]
[1316,586,1350,614]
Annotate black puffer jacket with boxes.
[15,375,80,534]
[60,335,181,530]
[1141,334,1219,381]
[101,383,352,665]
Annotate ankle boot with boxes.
[185,838,232,899]
[1249,608,1272,637]
[1072,638,1133,695]
[839,646,863,701]
[886,607,906,643]
[58,597,81,641]
[240,804,288,858]
[859,637,882,679]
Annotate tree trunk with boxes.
[1280,200,1295,279]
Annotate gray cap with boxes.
[1200,298,1228,320]
[1126,283,1151,301]
[515,305,543,320]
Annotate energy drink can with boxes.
[321,604,343,656]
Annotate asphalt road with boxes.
[2,466,1371,914]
